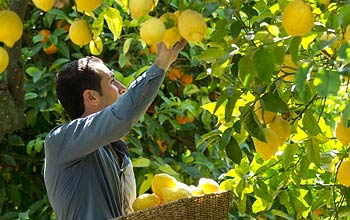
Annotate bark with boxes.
[0,0,28,138]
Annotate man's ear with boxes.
[82,89,100,106]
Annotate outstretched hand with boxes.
[154,39,187,72]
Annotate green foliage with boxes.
[1,0,350,219]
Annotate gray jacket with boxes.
[44,65,164,220]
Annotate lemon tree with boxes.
[2,0,350,219]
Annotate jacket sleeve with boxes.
[45,65,165,165]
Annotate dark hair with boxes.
[56,56,103,120]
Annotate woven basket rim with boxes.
[113,190,232,220]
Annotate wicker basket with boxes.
[114,190,232,220]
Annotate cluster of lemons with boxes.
[252,101,291,161]
[132,173,222,212]
[131,0,207,47]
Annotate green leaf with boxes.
[104,7,123,41]
[314,69,341,98]
[225,95,237,122]
[1,154,16,166]
[307,137,321,167]
[252,197,268,213]
[253,47,276,83]
[28,198,47,215]
[49,58,70,71]
[295,63,312,96]
[238,55,256,88]
[219,127,233,147]
[24,92,38,101]
[158,164,179,176]
[123,38,133,55]
[57,41,70,59]
[302,110,321,136]
[337,42,350,60]
[245,108,265,142]
[7,135,24,146]
[139,174,153,195]
[230,20,243,38]
[7,185,21,207]
[196,48,226,62]
[225,138,242,164]
[261,93,289,113]
[132,157,151,167]
[282,144,298,170]
[338,4,350,27]
[290,36,302,63]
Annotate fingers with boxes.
[173,39,187,53]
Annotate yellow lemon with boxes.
[32,0,55,12]
[132,193,161,211]
[268,115,291,146]
[89,36,103,55]
[151,173,178,196]
[278,54,298,82]
[69,19,92,47]
[129,0,154,19]
[0,47,9,74]
[140,17,166,45]
[75,0,103,13]
[0,10,23,48]
[189,185,204,196]
[282,0,314,36]
[157,186,191,204]
[254,101,276,124]
[335,117,350,146]
[337,158,350,187]
[198,178,221,194]
[253,128,280,161]
[178,9,207,43]
[160,12,182,48]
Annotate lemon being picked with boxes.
[178,9,207,43]
[0,10,23,48]
[69,19,92,47]
[75,0,103,13]
[337,158,350,187]
[160,12,182,48]
[129,0,154,19]
[140,17,166,45]
[32,0,55,12]
[132,193,161,211]
[198,178,221,194]
[335,117,350,146]
[253,128,280,161]
[282,0,314,36]
[0,47,9,74]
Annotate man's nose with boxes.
[115,81,127,94]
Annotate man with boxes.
[44,40,186,220]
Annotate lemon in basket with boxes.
[158,186,191,204]
[132,193,161,211]
[152,173,178,195]
[198,178,221,194]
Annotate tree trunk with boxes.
[0,0,28,139]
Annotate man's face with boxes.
[94,62,127,110]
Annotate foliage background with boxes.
[0,0,350,219]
